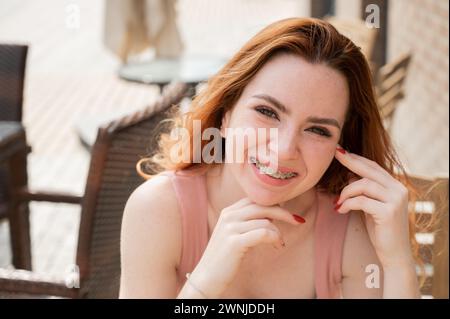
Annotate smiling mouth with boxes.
[249,156,299,179]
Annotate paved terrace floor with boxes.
[0,0,304,277]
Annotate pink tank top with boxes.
[163,168,350,299]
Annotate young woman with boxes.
[119,18,421,298]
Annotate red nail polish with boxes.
[293,214,306,223]
[334,203,342,211]
[336,147,346,155]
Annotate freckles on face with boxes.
[300,140,336,183]
[222,53,349,202]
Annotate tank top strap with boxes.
[162,169,210,284]
[314,190,350,299]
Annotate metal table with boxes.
[118,56,227,94]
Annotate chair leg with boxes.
[6,133,32,270]
[9,201,31,270]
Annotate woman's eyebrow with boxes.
[252,94,291,115]
[306,116,341,129]
[252,94,341,129]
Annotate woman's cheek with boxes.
[304,146,334,174]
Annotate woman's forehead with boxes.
[239,54,349,115]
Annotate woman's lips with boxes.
[250,161,299,187]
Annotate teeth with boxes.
[250,156,297,179]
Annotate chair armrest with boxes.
[17,187,83,204]
[0,268,78,298]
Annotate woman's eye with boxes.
[255,107,279,120]
[308,127,332,137]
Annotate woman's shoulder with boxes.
[126,172,180,218]
[128,166,208,207]
[122,172,182,247]
[341,210,381,277]
[120,173,183,290]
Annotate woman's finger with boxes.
[336,195,385,217]
[239,204,305,225]
[335,146,392,188]
[336,177,389,206]
[228,197,253,210]
[238,228,284,248]
[236,218,281,235]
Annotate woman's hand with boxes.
[333,145,414,269]
[188,198,304,298]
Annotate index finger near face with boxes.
[336,151,392,187]
[240,204,300,226]
[228,197,253,210]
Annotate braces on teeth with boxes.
[249,157,297,179]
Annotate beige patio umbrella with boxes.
[104,0,184,62]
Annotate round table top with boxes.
[118,56,227,85]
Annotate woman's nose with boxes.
[269,130,300,160]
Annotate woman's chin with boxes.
[245,189,284,206]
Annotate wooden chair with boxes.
[408,174,449,298]
[0,123,32,271]
[375,53,412,130]
[324,16,378,62]
[0,44,32,270]
[0,82,189,298]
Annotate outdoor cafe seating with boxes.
[0,82,189,298]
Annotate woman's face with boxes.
[221,53,349,206]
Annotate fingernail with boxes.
[293,214,306,223]
[336,146,346,155]
[334,203,342,212]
